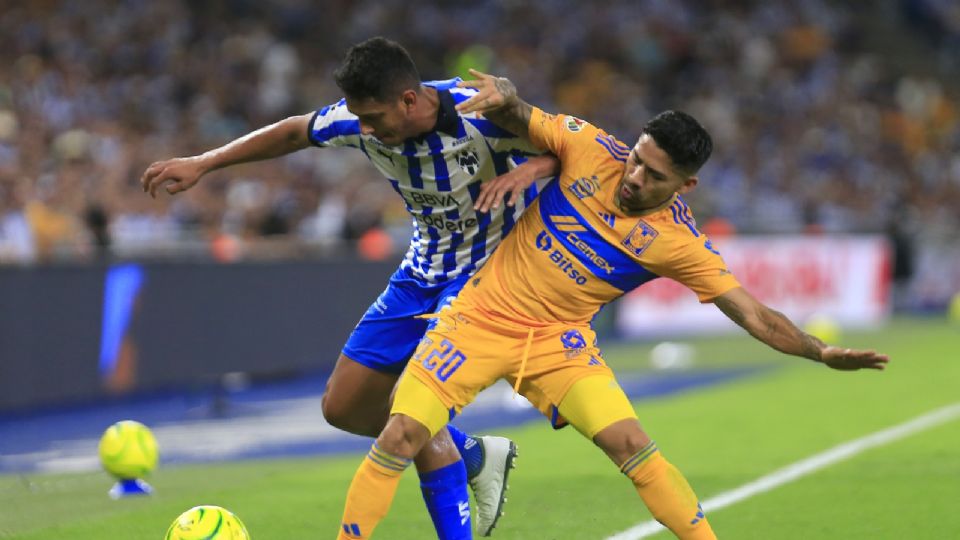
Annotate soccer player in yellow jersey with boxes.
[335,70,889,540]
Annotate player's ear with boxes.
[678,176,698,194]
[400,89,418,111]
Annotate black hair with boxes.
[641,111,713,175]
[333,37,420,102]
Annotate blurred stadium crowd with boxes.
[1,0,958,299]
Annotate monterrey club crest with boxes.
[622,220,658,256]
[456,149,481,175]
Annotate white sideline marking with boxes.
[605,401,960,540]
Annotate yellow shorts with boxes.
[391,308,637,438]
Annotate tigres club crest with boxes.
[622,220,658,256]
[456,149,481,175]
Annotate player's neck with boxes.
[410,85,440,136]
[616,192,678,217]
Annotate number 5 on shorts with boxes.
[419,339,467,382]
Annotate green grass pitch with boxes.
[2,317,958,539]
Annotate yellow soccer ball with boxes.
[803,313,841,344]
[98,420,159,479]
[948,292,960,324]
[165,506,251,540]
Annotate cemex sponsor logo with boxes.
[564,232,614,274]
[535,231,588,285]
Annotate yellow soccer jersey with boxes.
[456,107,740,324]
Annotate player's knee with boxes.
[413,428,460,470]
[376,414,432,459]
[320,392,347,429]
[321,392,383,436]
[618,430,653,457]
[594,419,652,465]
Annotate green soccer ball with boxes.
[165,506,251,540]
[98,420,159,479]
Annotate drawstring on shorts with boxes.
[513,327,534,396]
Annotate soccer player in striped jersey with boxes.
[141,38,557,539]
[333,71,890,539]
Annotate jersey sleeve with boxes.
[307,98,362,148]
[659,236,741,302]
[527,107,600,165]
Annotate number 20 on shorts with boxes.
[418,339,467,382]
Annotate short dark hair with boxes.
[641,111,713,175]
[333,37,420,102]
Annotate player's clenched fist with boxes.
[140,156,207,198]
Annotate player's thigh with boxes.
[554,374,653,466]
[328,270,473,434]
[340,300,430,376]
[520,325,636,437]
[394,315,510,435]
[341,266,468,373]
[391,372,456,438]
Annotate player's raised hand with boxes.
[475,154,560,213]
[819,346,889,371]
[475,167,534,213]
[456,69,517,115]
[140,156,207,198]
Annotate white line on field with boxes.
[605,401,960,540]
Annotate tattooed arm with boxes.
[456,68,534,138]
[712,287,889,371]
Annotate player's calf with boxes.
[338,415,434,540]
[595,420,715,540]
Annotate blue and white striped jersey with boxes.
[307,78,543,284]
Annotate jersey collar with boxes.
[408,87,459,144]
[433,89,459,137]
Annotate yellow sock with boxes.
[339,442,411,539]
[621,441,716,540]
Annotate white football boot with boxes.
[468,436,518,536]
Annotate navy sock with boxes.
[447,425,484,479]
[420,460,472,540]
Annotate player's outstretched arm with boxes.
[474,154,560,212]
[456,68,534,139]
[140,113,313,198]
[712,287,890,371]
